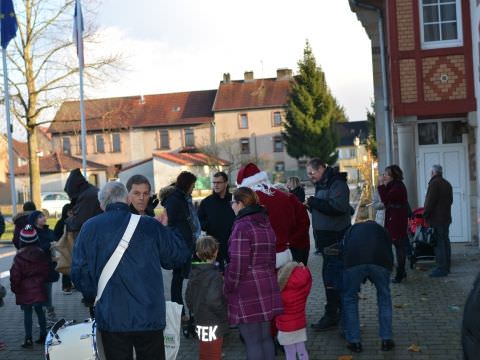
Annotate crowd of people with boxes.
[0,159,457,360]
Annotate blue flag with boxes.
[0,0,17,49]
[73,0,84,67]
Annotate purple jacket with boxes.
[224,205,283,324]
[10,245,49,305]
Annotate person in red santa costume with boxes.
[236,163,297,267]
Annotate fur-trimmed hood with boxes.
[277,261,301,291]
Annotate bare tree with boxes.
[4,0,121,206]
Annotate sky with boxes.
[88,0,374,121]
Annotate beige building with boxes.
[212,70,300,179]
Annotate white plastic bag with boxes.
[164,301,183,360]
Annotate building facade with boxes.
[350,0,478,243]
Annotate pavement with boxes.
[0,240,478,359]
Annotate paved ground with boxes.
[0,239,477,360]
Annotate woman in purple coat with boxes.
[224,187,283,360]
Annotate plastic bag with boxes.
[164,301,183,360]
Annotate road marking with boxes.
[0,250,16,259]
[0,270,9,279]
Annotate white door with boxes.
[417,144,469,242]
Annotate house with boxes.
[13,151,107,201]
[212,69,296,176]
[118,149,230,193]
[336,121,370,182]
[48,90,217,178]
[349,0,478,243]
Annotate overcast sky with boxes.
[88,0,374,121]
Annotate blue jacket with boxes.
[71,202,191,332]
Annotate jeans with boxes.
[238,322,275,360]
[393,237,407,276]
[342,264,393,343]
[433,224,451,273]
[22,304,46,339]
[101,330,165,360]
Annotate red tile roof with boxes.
[49,90,217,134]
[153,151,230,166]
[12,138,29,159]
[14,151,107,175]
[213,78,291,111]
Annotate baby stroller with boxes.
[408,207,436,268]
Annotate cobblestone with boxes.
[0,242,478,359]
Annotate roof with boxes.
[336,121,369,147]
[49,90,217,134]
[153,150,230,167]
[12,138,29,159]
[213,78,291,111]
[14,151,107,175]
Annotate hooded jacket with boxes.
[308,167,351,232]
[275,262,312,332]
[71,202,191,332]
[224,205,283,324]
[185,263,229,337]
[64,169,102,232]
[10,244,49,305]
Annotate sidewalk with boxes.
[0,242,478,359]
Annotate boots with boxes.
[392,268,407,283]
[311,289,341,331]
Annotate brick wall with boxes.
[396,0,415,51]
[422,55,467,101]
[399,59,418,103]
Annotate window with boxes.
[184,128,194,147]
[275,161,285,172]
[95,134,105,153]
[62,136,71,155]
[420,0,462,49]
[442,121,463,143]
[349,148,357,159]
[273,136,284,152]
[158,129,170,149]
[111,133,121,153]
[239,114,248,129]
[240,138,250,154]
[273,112,282,127]
[418,122,439,145]
[76,136,83,155]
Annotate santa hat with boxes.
[236,163,272,195]
[20,225,39,245]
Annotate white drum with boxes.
[45,319,105,360]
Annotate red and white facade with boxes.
[351,0,479,243]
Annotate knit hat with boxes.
[20,225,39,245]
[28,210,44,227]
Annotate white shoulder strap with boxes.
[95,214,141,305]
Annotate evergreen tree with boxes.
[282,41,345,164]
[365,102,378,159]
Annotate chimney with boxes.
[276,68,292,80]
[139,94,145,104]
[223,73,231,83]
[244,71,254,82]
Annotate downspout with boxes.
[350,0,392,165]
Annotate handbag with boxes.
[52,226,77,275]
[164,301,183,360]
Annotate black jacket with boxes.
[343,221,393,271]
[64,169,102,232]
[198,192,235,265]
[0,213,4,238]
[163,188,195,251]
[185,263,229,337]
[463,272,480,360]
[290,186,305,203]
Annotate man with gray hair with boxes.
[423,164,453,277]
[71,181,191,360]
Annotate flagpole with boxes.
[76,0,87,177]
[2,48,17,216]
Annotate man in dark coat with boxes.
[198,171,235,271]
[342,220,395,353]
[306,159,351,331]
[423,164,453,277]
[64,168,102,233]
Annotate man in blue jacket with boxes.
[71,181,191,360]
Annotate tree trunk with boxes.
[27,125,41,208]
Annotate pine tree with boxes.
[282,41,345,164]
